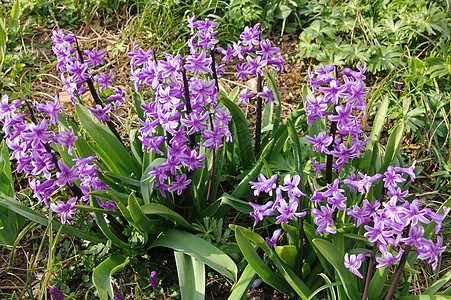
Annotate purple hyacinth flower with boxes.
[168,174,192,195]
[88,104,111,122]
[344,253,365,278]
[240,23,261,46]
[311,205,337,235]
[35,95,62,126]
[149,271,158,287]
[49,285,65,300]
[237,88,255,105]
[376,244,403,268]
[393,160,416,182]
[275,198,307,224]
[83,48,107,67]
[249,201,274,226]
[93,70,114,92]
[265,229,282,249]
[112,283,123,300]
[52,126,78,156]
[249,174,278,196]
[185,50,212,77]
[257,86,275,105]
[306,132,333,154]
[50,197,79,224]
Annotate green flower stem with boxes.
[362,241,378,300]
[295,215,305,277]
[384,245,412,300]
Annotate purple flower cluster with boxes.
[51,29,125,117]
[249,174,307,238]
[217,23,283,106]
[128,18,235,197]
[304,63,448,275]
[0,93,112,224]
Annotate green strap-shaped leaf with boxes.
[228,264,257,300]
[92,252,129,300]
[219,193,252,214]
[233,226,314,299]
[150,229,238,282]
[266,71,281,135]
[75,103,140,177]
[0,212,17,245]
[219,89,255,169]
[174,251,205,300]
[287,118,303,174]
[141,158,165,205]
[368,265,389,300]
[0,192,105,243]
[8,0,20,32]
[233,227,295,297]
[141,203,194,230]
[359,94,390,172]
[423,269,451,295]
[128,192,166,234]
[91,192,131,249]
[0,140,14,198]
[312,239,360,300]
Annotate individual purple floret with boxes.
[50,197,79,224]
[49,286,65,300]
[88,104,111,122]
[265,229,282,249]
[149,271,158,288]
[249,174,278,196]
[112,283,123,300]
[344,253,366,278]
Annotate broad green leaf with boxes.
[423,269,451,295]
[360,94,389,172]
[287,118,303,173]
[0,140,14,198]
[150,229,237,281]
[103,171,141,187]
[267,71,282,135]
[128,192,166,234]
[141,203,194,230]
[228,264,257,300]
[368,265,389,299]
[140,158,165,205]
[233,227,295,296]
[233,226,315,299]
[75,104,140,177]
[8,0,20,32]
[91,192,131,249]
[312,239,360,300]
[92,252,129,300]
[219,193,252,214]
[303,223,332,276]
[174,251,205,300]
[0,212,16,245]
[219,89,255,169]
[0,192,104,243]
[275,245,298,270]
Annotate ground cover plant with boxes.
[0,0,450,299]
